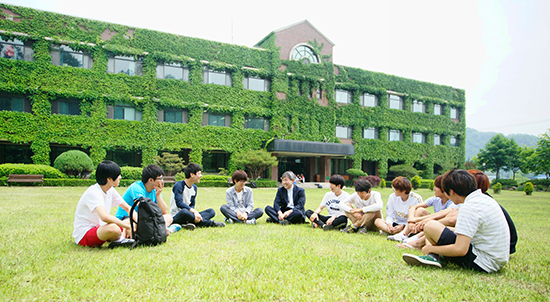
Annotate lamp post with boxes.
[482,163,486,173]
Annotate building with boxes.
[0,5,465,182]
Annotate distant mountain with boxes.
[466,128,539,160]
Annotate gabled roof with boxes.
[255,19,335,48]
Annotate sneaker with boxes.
[357,226,368,234]
[266,217,275,223]
[108,238,135,249]
[279,219,290,226]
[403,234,419,243]
[340,225,356,233]
[181,223,196,231]
[322,224,334,231]
[402,253,442,268]
[379,230,389,236]
[224,218,235,224]
[311,222,319,228]
[245,218,257,225]
[212,221,226,227]
[168,224,182,234]
[387,233,407,242]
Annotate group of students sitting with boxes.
[73,160,516,273]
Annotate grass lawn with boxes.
[0,185,549,301]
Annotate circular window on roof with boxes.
[291,45,319,64]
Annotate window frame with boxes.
[412,132,427,144]
[336,125,353,139]
[434,134,441,146]
[156,62,189,81]
[51,99,81,116]
[107,55,143,76]
[244,115,270,131]
[242,76,270,92]
[0,37,33,61]
[202,68,232,87]
[0,93,32,113]
[388,94,404,110]
[388,129,403,141]
[361,93,378,107]
[51,45,92,69]
[411,100,425,113]
[290,44,319,64]
[450,107,460,120]
[363,127,379,139]
[450,136,458,147]
[434,104,442,115]
[107,103,143,121]
[335,89,352,104]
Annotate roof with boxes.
[255,19,335,48]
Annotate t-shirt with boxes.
[115,181,157,219]
[73,183,125,244]
[170,181,197,216]
[235,191,245,212]
[320,190,351,217]
[424,196,458,213]
[341,191,383,214]
[455,189,510,273]
[385,191,422,225]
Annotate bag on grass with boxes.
[129,196,167,249]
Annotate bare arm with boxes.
[95,206,130,231]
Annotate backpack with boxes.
[129,196,167,249]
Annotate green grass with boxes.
[1,186,549,301]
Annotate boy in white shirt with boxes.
[306,175,350,231]
[340,179,383,234]
[72,160,134,248]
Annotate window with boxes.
[51,99,80,115]
[156,63,189,81]
[245,116,270,131]
[242,77,270,92]
[388,95,403,110]
[434,134,441,146]
[335,89,351,104]
[202,152,229,172]
[51,45,92,69]
[107,104,142,121]
[331,158,350,175]
[451,107,459,119]
[291,45,319,64]
[361,93,378,107]
[107,56,142,76]
[434,104,442,115]
[203,69,232,86]
[412,132,426,144]
[336,126,352,139]
[0,38,33,61]
[202,112,231,127]
[388,129,402,141]
[0,94,31,112]
[363,127,379,139]
[450,136,458,146]
[412,100,425,113]
[158,108,188,123]
[315,88,322,99]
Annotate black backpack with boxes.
[129,196,167,249]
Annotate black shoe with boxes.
[340,225,356,233]
[212,221,226,227]
[266,217,275,223]
[182,223,196,231]
[322,224,334,231]
[279,219,290,226]
[109,238,135,249]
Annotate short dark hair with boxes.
[184,163,202,179]
[468,169,490,193]
[95,160,121,185]
[355,179,372,192]
[392,176,412,194]
[434,175,443,190]
[441,169,477,197]
[329,174,345,189]
[142,164,164,183]
[232,170,248,183]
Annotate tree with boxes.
[53,150,93,178]
[477,134,517,179]
[152,152,184,176]
[232,150,278,180]
[507,142,522,180]
[531,130,550,178]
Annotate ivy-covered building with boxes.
[0,4,465,181]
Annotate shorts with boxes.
[438,227,487,273]
[78,226,105,247]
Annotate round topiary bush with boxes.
[411,175,421,190]
[428,180,435,190]
[492,182,502,194]
[524,182,534,195]
[54,150,93,178]
[380,179,386,189]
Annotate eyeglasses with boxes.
[156,176,164,181]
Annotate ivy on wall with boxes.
[0,4,465,178]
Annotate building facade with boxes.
[0,5,465,181]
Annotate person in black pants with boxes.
[306,174,350,231]
[265,171,306,225]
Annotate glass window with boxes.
[55,100,80,115]
[0,38,24,60]
[156,63,189,81]
[202,152,229,172]
[291,45,319,64]
[388,129,402,141]
[388,95,403,110]
[335,89,351,104]
[361,93,378,107]
[112,104,142,121]
[245,116,269,131]
[363,127,378,139]
[203,69,232,86]
[242,77,270,92]
[107,56,142,76]
[164,110,182,123]
[434,104,442,115]
[336,126,352,139]
[0,94,30,112]
[412,100,425,113]
[451,107,459,119]
[450,136,458,146]
[412,132,426,144]
[434,134,441,146]
[51,45,92,69]
[208,114,226,126]
[316,88,322,99]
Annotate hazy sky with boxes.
[4,0,549,136]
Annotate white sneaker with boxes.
[245,218,257,225]
[403,234,419,243]
[168,224,182,234]
[387,233,407,242]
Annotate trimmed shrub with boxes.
[44,178,96,187]
[346,168,367,177]
[411,175,421,190]
[389,165,418,179]
[380,179,386,189]
[54,151,93,178]
[492,182,502,194]
[428,180,435,190]
[524,182,534,195]
[0,164,65,178]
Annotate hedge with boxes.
[420,179,434,189]
[0,164,66,178]
[491,179,518,187]
[520,179,550,187]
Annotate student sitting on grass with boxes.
[306,175,350,231]
[402,169,510,273]
[374,176,422,236]
[73,160,135,248]
[220,170,264,225]
[115,164,174,234]
[265,171,306,225]
[340,179,383,234]
[170,163,225,229]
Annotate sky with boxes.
[4,0,549,136]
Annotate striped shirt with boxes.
[455,189,510,273]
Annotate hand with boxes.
[237,211,243,221]
[242,212,248,221]
[278,212,285,221]
[353,212,363,220]
[283,210,293,218]
[350,208,362,214]
[326,216,336,226]
[193,211,203,223]
[155,180,164,195]
[310,213,318,222]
